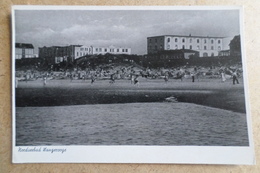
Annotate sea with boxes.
[16,102,249,146]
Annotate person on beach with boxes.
[130,74,135,84]
[43,76,47,86]
[232,70,239,85]
[219,68,226,82]
[175,70,184,81]
[70,73,73,82]
[25,73,28,83]
[221,71,226,82]
[191,72,195,82]
[164,72,169,83]
[82,74,86,82]
[91,74,96,84]
[109,74,115,85]
[134,75,139,86]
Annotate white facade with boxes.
[15,47,34,59]
[92,45,131,55]
[74,45,131,59]
[147,35,224,57]
[74,45,92,59]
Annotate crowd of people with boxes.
[15,63,243,87]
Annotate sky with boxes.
[14,8,241,55]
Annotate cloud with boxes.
[15,9,240,55]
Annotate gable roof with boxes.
[15,43,34,49]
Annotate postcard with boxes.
[12,5,254,164]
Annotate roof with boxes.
[91,45,131,49]
[39,45,82,49]
[15,43,34,49]
[147,35,225,39]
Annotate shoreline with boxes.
[15,78,246,113]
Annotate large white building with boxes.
[74,45,131,59]
[147,35,224,57]
[74,45,92,59]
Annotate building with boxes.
[147,49,199,60]
[74,45,92,59]
[229,35,241,56]
[147,35,224,57]
[15,43,34,59]
[39,45,80,65]
[39,45,132,65]
[91,45,131,55]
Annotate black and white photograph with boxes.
[12,6,254,164]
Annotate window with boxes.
[126,49,128,52]
[99,48,102,52]
[96,48,98,52]
[204,46,207,50]
[218,46,221,50]
[211,46,214,50]
[175,45,178,49]
[190,38,192,43]
[182,38,185,43]
[105,48,107,52]
[155,39,157,43]
[190,45,192,49]
[204,39,207,43]
[218,40,221,44]
[77,52,79,56]
[211,40,214,44]
[197,46,200,50]
[117,49,119,52]
[203,53,208,57]
[175,38,178,42]
[182,45,185,49]
[167,38,170,42]
[80,48,84,51]
[197,39,200,43]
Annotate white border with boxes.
[12,5,255,164]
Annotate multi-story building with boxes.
[15,43,34,59]
[147,35,224,57]
[229,35,241,57]
[91,45,131,55]
[39,45,80,65]
[74,45,92,59]
[39,45,132,65]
